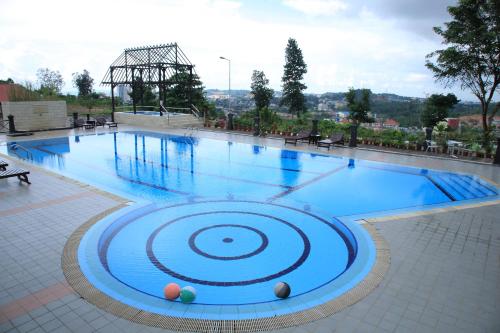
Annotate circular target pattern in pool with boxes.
[78,200,376,319]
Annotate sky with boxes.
[0,0,486,101]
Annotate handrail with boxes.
[160,105,170,124]
[10,143,33,160]
[190,104,201,119]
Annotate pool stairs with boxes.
[428,173,498,201]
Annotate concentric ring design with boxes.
[77,200,375,320]
[145,211,311,286]
[188,223,269,261]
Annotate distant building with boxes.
[459,114,500,129]
[317,103,329,111]
[334,111,349,122]
[383,118,400,129]
[446,118,460,129]
[117,84,131,104]
[0,84,10,102]
[0,84,27,102]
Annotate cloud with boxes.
[0,0,487,101]
[404,73,429,83]
[353,0,456,39]
[282,0,347,16]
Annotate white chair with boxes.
[426,140,439,153]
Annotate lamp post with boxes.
[219,56,231,114]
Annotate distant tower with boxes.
[117,84,131,104]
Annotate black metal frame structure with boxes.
[101,43,195,121]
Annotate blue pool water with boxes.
[3,131,497,216]
[1,131,498,320]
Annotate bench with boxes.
[105,122,118,128]
[0,160,7,171]
[0,168,31,184]
[84,121,96,130]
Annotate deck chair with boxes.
[317,133,344,150]
[284,130,311,145]
[74,119,86,128]
[95,117,107,127]
[0,168,31,184]
[0,160,8,171]
[425,140,439,153]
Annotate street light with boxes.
[219,56,231,114]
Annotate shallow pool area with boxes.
[77,199,374,320]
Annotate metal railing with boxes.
[0,120,8,133]
[9,143,33,160]
[190,104,202,119]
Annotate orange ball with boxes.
[164,283,180,300]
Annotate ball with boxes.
[180,286,196,303]
[274,282,291,299]
[163,283,180,300]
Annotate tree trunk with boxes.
[349,125,358,147]
[481,100,492,154]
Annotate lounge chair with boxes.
[0,160,8,171]
[105,121,118,128]
[74,119,86,128]
[84,122,95,130]
[317,133,344,150]
[95,117,107,127]
[0,168,31,184]
[284,130,311,145]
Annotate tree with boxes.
[280,38,307,117]
[421,93,459,128]
[36,68,64,95]
[251,70,274,110]
[72,70,94,97]
[0,78,14,84]
[128,76,145,107]
[345,88,374,147]
[426,0,499,152]
[164,69,205,108]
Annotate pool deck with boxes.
[1,125,499,333]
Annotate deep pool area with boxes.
[1,130,498,323]
[2,131,497,216]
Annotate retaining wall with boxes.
[1,101,68,131]
[114,112,202,128]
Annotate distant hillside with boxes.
[205,89,482,127]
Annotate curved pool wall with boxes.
[78,199,375,319]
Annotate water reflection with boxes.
[280,150,301,186]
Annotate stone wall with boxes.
[114,112,202,128]
[1,101,68,131]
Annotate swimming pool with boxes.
[3,131,496,216]
[1,131,498,328]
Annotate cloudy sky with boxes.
[1,0,481,101]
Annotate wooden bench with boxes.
[0,160,7,171]
[105,122,118,128]
[0,168,31,184]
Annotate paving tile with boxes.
[1,129,500,333]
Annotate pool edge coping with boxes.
[62,207,390,332]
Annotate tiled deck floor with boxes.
[1,126,499,332]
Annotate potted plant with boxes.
[433,121,449,153]
[470,143,482,158]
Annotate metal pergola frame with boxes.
[101,43,195,121]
